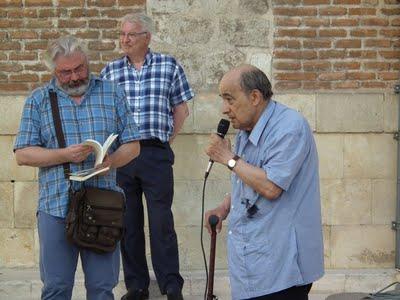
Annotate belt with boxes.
[139,138,167,148]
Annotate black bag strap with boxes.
[49,90,70,178]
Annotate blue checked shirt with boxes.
[14,75,140,218]
[100,49,194,142]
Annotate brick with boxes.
[101,53,123,61]
[88,41,116,51]
[40,73,52,82]
[25,0,52,6]
[0,0,22,7]
[319,72,346,81]
[70,8,99,17]
[274,72,317,81]
[319,50,346,59]
[102,30,120,39]
[0,19,24,28]
[303,81,331,89]
[349,8,376,15]
[0,41,21,50]
[38,8,63,18]
[0,32,7,39]
[273,61,301,70]
[303,39,331,48]
[361,81,386,88]
[89,19,118,29]
[303,61,331,71]
[392,18,400,26]
[363,62,390,70]
[365,39,391,47]
[118,0,146,5]
[380,29,400,38]
[331,19,359,26]
[7,9,38,18]
[0,54,10,61]
[0,83,29,91]
[347,72,375,80]
[9,52,37,61]
[319,7,347,16]
[87,52,101,61]
[333,0,360,3]
[333,81,359,89]
[276,29,316,38]
[75,31,100,39]
[58,19,86,28]
[391,62,400,70]
[319,29,347,37]
[348,50,377,59]
[274,40,301,48]
[382,8,400,15]
[393,40,400,47]
[380,51,400,59]
[87,0,116,6]
[385,0,400,3]
[273,7,317,16]
[334,62,361,70]
[28,19,54,28]
[274,81,301,90]
[10,74,40,82]
[350,29,377,37]
[274,50,318,59]
[0,73,7,81]
[304,18,330,27]
[336,39,362,48]
[378,72,398,80]
[59,0,85,6]
[25,41,48,50]
[40,31,62,39]
[275,18,301,27]
[100,8,132,18]
[10,31,38,39]
[361,18,389,26]
[303,0,330,4]
[24,64,47,72]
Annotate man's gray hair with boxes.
[121,13,155,34]
[44,35,88,71]
[240,66,273,101]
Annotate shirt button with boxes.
[228,231,232,235]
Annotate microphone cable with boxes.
[200,172,209,300]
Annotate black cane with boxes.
[207,215,219,300]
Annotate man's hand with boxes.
[205,133,233,166]
[204,206,227,234]
[64,144,93,163]
[94,154,112,176]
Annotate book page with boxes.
[82,139,103,166]
[101,133,118,162]
[69,166,110,182]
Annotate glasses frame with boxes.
[119,31,148,40]
[55,63,87,80]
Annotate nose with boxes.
[222,101,230,114]
[121,34,129,44]
[70,71,79,81]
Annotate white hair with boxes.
[121,13,155,34]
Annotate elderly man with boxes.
[101,13,194,300]
[205,65,324,300]
[14,35,140,299]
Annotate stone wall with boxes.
[0,0,398,276]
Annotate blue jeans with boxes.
[37,211,120,300]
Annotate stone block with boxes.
[249,52,272,79]
[330,225,395,268]
[191,270,231,296]
[172,134,232,180]
[316,93,384,132]
[383,92,398,132]
[0,136,36,181]
[193,92,226,134]
[0,228,35,267]
[147,0,190,14]
[344,134,396,179]
[239,0,269,15]
[0,281,32,298]
[0,96,25,135]
[312,271,345,293]
[275,94,316,131]
[219,18,270,47]
[323,225,331,268]
[0,182,14,228]
[372,179,396,225]
[320,179,340,225]
[314,134,344,179]
[180,100,194,134]
[344,270,397,293]
[14,182,37,228]
[34,228,39,266]
[173,179,231,226]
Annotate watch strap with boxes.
[228,154,240,170]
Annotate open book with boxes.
[69,133,118,182]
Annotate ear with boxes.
[249,89,263,106]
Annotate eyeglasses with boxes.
[119,31,148,40]
[56,63,86,80]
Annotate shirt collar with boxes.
[123,48,153,67]
[246,100,276,146]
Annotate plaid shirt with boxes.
[100,50,194,142]
[14,75,140,218]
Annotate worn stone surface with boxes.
[317,93,384,132]
[0,96,25,135]
[323,225,331,268]
[249,52,272,79]
[372,179,396,225]
[0,182,14,229]
[14,182,37,228]
[383,92,398,132]
[147,0,191,14]
[344,134,396,179]
[0,228,35,267]
[331,225,395,268]
[314,134,344,179]
[193,92,225,134]
[220,18,270,47]
[320,179,342,226]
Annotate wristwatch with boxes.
[227,155,240,171]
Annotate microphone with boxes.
[205,119,230,178]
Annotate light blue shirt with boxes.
[228,100,324,300]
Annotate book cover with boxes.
[69,133,118,182]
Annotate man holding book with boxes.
[14,35,141,299]
[101,12,194,300]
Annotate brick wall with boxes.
[0,0,145,93]
[272,0,400,90]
